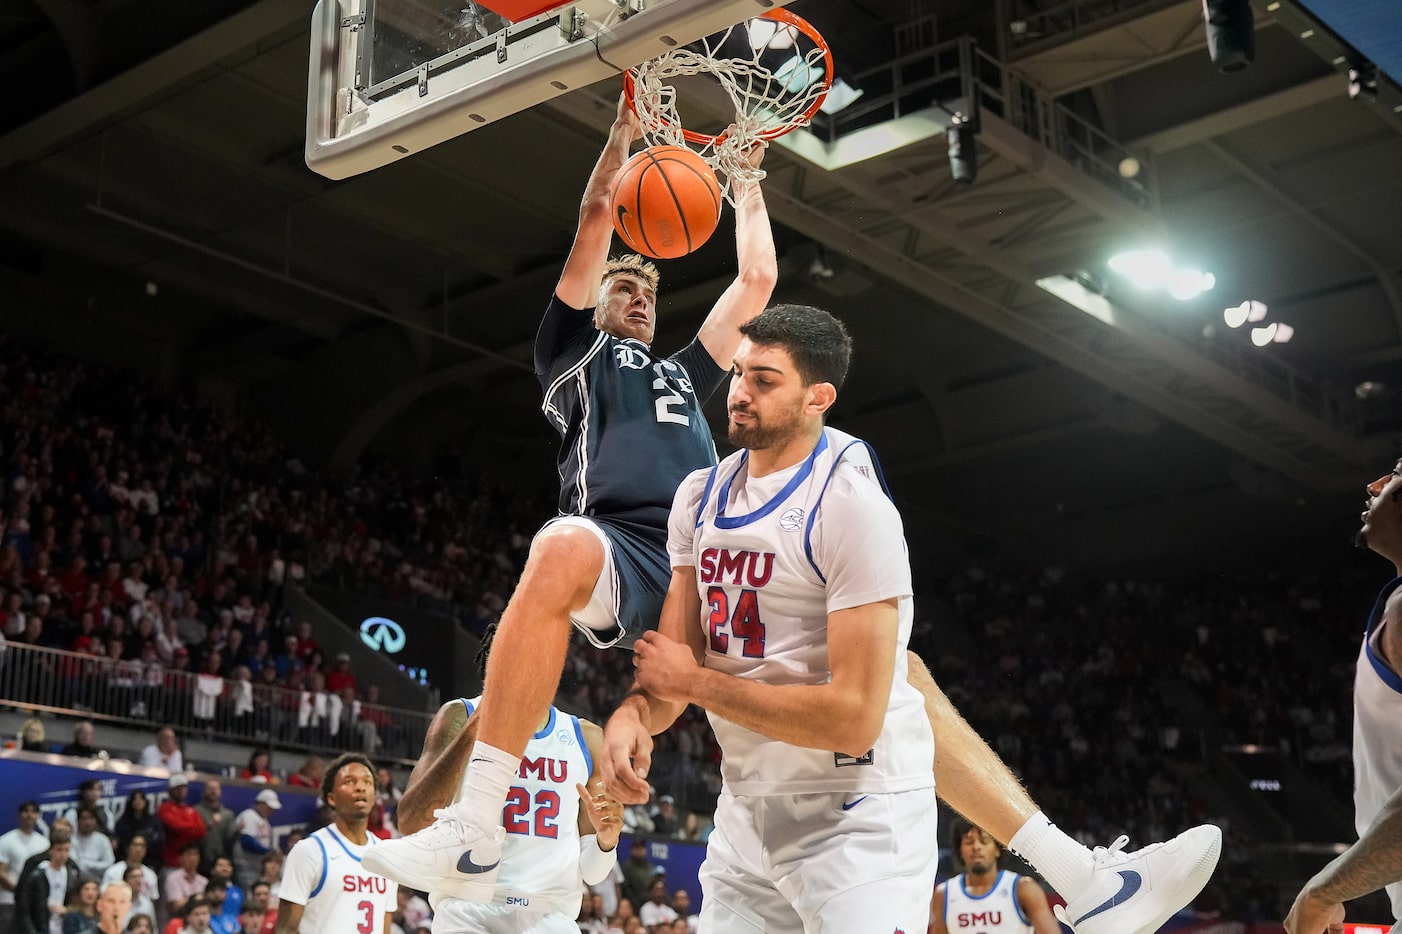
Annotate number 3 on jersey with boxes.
[707,586,766,657]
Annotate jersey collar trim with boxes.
[533,706,558,740]
[324,826,362,863]
[713,433,829,530]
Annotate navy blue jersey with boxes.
[535,293,727,533]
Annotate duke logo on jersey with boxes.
[614,343,650,370]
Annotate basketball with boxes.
[610,146,723,260]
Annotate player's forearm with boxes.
[686,668,884,755]
[617,687,687,738]
[733,181,776,283]
[397,716,478,835]
[1307,784,1402,903]
[581,115,638,220]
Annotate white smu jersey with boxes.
[433,699,593,919]
[1353,577,1402,924]
[669,426,935,796]
[942,871,1034,934]
[280,825,398,934]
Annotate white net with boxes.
[628,14,831,205]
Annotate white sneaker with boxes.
[1054,824,1222,934]
[361,808,505,902]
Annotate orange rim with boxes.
[624,8,833,148]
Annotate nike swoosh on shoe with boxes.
[457,850,500,874]
[1076,870,1143,924]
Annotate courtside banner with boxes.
[0,750,319,842]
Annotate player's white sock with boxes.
[1007,811,1094,895]
[453,741,517,831]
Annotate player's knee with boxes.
[527,524,605,584]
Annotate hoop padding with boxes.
[625,9,832,204]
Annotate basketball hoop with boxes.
[624,9,833,204]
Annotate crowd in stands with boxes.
[0,335,1383,931]
[0,335,536,757]
[0,760,412,934]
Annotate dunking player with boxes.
[363,90,775,902]
[390,630,626,932]
[276,754,397,934]
[603,304,1223,933]
[1284,458,1402,934]
[931,818,1059,934]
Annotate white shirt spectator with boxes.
[102,861,159,902]
[70,829,115,875]
[639,899,678,930]
[586,861,624,919]
[0,826,49,905]
[43,861,68,934]
[140,743,182,772]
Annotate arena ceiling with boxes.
[0,0,1400,573]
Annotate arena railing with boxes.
[0,641,432,768]
[806,36,1157,212]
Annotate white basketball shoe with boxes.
[1054,824,1223,934]
[361,807,505,902]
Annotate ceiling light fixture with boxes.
[1108,250,1172,290]
[1168,269,1216,301]
[818,77,864,115]
[1251,322,1293,346]
[1223,300,1267,328]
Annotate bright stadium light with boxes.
[747,17,798,51]
[1167,268,1216,301]
[1223,300,1267,328]
[819,78,864,115]
[1108,250,1172,290]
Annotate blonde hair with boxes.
[600,255,660,297]
[20,718,44,743]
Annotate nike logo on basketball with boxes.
[616,204,631,228]
[1075,870,1142,923]
[457,849,500,874]
[841,796,868,811]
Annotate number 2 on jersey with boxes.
[707,586,766,657]
[652,364,689,425]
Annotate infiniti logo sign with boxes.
[360,617,407,654]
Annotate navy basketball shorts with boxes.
[539,514,669,648]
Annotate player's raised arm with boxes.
[557,93,642,310]
[396,699,479,835]
[695,146,777,367]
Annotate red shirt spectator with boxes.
[325,654,356,694]
[157,774,208,867]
